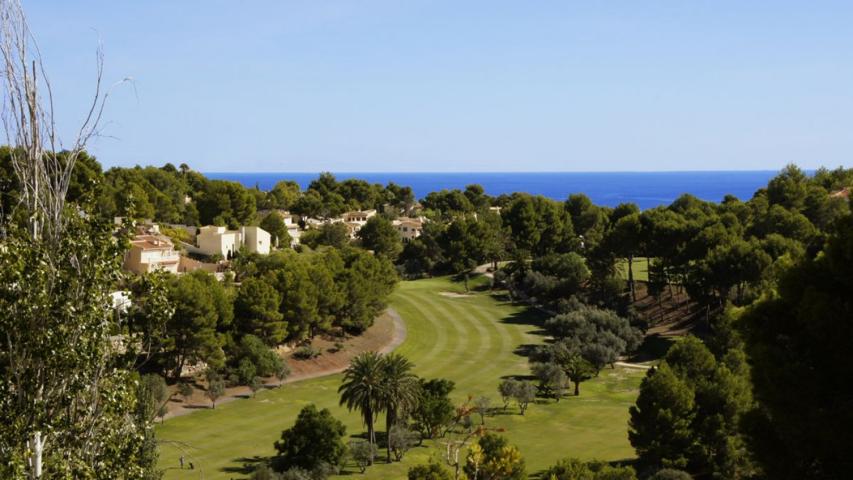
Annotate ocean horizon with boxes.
[205,171,785,210]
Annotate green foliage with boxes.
[543,458,637,480]
[261,211,292,248]
[380,353,421,460]
[0,208,169,478]
[357,215,403,260]
[197,179,257,227]
[349,440,377,473]
[338,352,386,447]
[647,469,693,480]
[408,462,453,480]
[388,424,420,461]
[234,334,288,379]
[513,380,537,415]
[544,305,642,372]
[264,180,301,210]
[463,433,527,480]
[293,345,321,360]
[739,215,853,480]
[235,277,287,344]
[300,222,351,249]
[273,404,347,472]
[411,378,455,439]
[164,272,228,378]
[206,372,226,408]
[629,337,753,477]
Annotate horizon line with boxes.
[202,169,794,174]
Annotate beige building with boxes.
[392,217,424,242]
[341,209,376,225]
[124,235,180,274]
[196,225,271,258]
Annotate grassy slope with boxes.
[157,277,643,479]
[615,257,650,282]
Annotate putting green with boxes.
[157,277,643,479]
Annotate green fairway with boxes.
[157,277,644,479]
[616,257,651,282]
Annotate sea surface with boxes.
[205,171,782,210]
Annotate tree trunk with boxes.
[574,381,580,396]
[366,408,375,464]
[464,272,470,292]
[627,254,635,302]
[386,408,395,462]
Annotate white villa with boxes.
[330,209,377,239]
[196,225,271,258]
[123,234,180,274]
[341,209,376,225]
[392,217,424,242]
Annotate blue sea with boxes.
[205,171,781,210]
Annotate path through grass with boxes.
[157,277,643,479]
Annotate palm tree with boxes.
[380,353,420,462]
[338,351,386,460]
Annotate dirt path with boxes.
[163,308,406,420]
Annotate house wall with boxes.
[241,226,271,255]
[197,227,241,257]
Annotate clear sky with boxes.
[26,1,853,172]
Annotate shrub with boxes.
[543,457,637,480]
[388,425,420,461]
[648,469,692,480]
[349,440,377,473]
[408,462,453,480]
[238,357,258,385]
[293,345,321,360]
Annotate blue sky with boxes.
[27,1,853,172]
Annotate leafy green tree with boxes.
[739,215,853,480]
[300,222,350,249]
[273,404,347,472]
[498,379,519,410]
[237,357,258,384]
[544,306,642,372]
[206,374,226,409]
[513,381,537,415]
[629,337,753,477]
[566,193,608,249]
[249,376,263,397]
[531,362,569,401]
[357,215,403,260]
[266,256,320,340]
[388,424,420,461]
[413,378,456,439]
[139,374,171,423]
[379,353,421,461]
[264,180,301,210]
[197,179,257,227]
[234,334,288,379]
[606,213,643,301]
[234,277,287,344]
[260,211,291,248]
[463,433,527,480]
[474,396,492,424]
[165,273,226,379]
[349,440,377,473]
[408,462,453,480]
[178,382,193,403]
[339,352,386,452]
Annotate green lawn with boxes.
[157,277,644,479]
[616,257,651,282]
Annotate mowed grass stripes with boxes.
[157,276,644,479]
